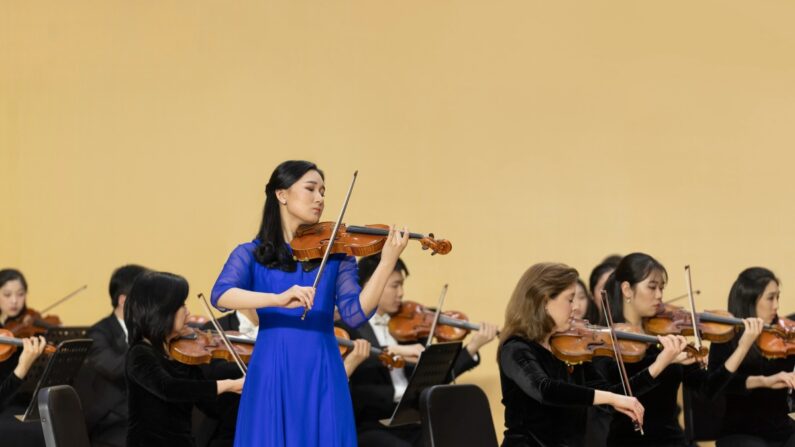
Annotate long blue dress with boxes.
[211,241,370,447]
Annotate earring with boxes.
[625,298,631,303]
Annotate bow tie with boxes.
[371,314,390,326]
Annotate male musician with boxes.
[83,264,147,447]
[337,254,498,447]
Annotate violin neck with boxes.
[336,336,383,357]
[696,312,747,327]
[438,314,480,332]
[0,336,24,348]
[346,226,426,240]
[614,330,659,345]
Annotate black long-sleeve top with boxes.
[125,342,217,447]
[0,373,23,410]
[498,336,657,447]
[594,345,733,446]
[708,340,795,441]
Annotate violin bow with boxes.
[663,289,701,305]
[301,170,359,321]
[197,293,247,376]
[425,284,449,349]
[601,290,644,435]
[39,284,88,314]
[684,265,705,367]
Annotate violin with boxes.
[169,328,256,366]
[0,329,56,362]
[550,319,707,365]
[643,304,795,343]
[290,223,452,261]
[388,300,489,343]
[334,327,405,369]
[746,317,795,359]
[4,308,62,338]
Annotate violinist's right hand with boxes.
[648,335,688,378]
[13,336,47,380]
[218,377,245,395]
[609,394,645,426]
[594,390,644,425]
[274,285,315,310]
[386,343,424,363]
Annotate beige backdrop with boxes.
[4,1,795,441]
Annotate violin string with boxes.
[197,293,247,376]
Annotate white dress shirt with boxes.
[368,312,409,403]
[236,311,259,340]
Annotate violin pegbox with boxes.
[419,233,452,256]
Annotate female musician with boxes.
[0,269,30,329]
[572,278,600,324]
[124,271,245,447]
[598,253,764,446]
[210,160,410,446]
[498,262,645,447]
[0,336,47,410]
[708,267,795,447]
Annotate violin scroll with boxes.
[419,233,452,256]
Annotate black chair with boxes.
[683,386,725,444]
[37,385,91,447]
[420,384,498,447]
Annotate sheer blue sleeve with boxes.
[211,243,255,311]
[336,256,371,328]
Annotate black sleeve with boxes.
[450,348,480,379]
[682,361,734,398]
[708,340,752,395]
[585,358,658,397]
[0,372,23,410]
[87,323,125,387]
[126,345,217,403]
[499,342,595,407]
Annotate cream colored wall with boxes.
[4,1,795,439]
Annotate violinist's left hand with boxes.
[343,339,371,378]
[737,317,765,349]
[14,336,46,380]
[380,225,410,266]
[466,322,499,356]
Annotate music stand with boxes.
[45,326,90,345]
[16,339,93,422]
[380,341,462,427]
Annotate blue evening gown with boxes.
[211,241,370,446]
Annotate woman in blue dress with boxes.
[211,160,409,447]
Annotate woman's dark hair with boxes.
[589,256,621,296]
[254,160,324,272]
[576,278,601,324]
[0,269,28,292]
[0,269,29,319]
[728,267,780,319]
[124,271,189,355]
[603,253,667,324]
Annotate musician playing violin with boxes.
[0,268,50,447]
[336,254,498,447]
[707,267,795,447]
[124,271,244,447]
[498,263,646,447]
[596,253,763,447]
[209,161,410,447]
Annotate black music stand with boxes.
[45,326,90,345]
[379,341,462,427]
[16,339,93,422]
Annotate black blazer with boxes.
[336,320,480,432]
[81,314,129,445]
